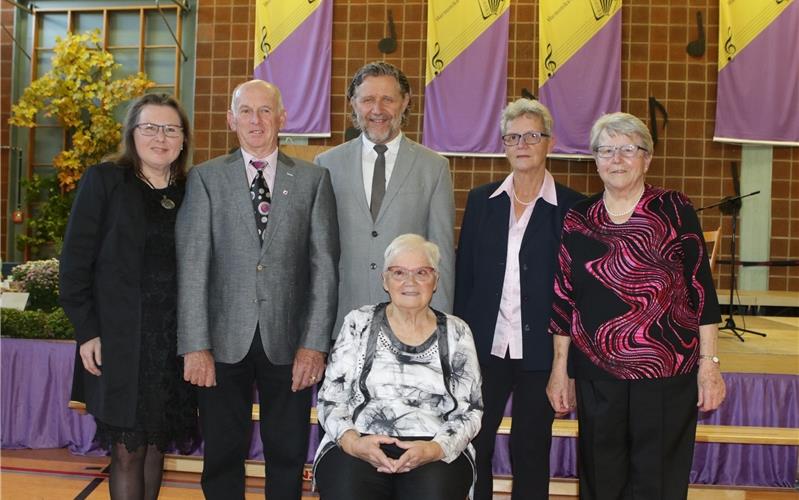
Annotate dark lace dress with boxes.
[95,179,197,453]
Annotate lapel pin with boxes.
[282,189,288,195]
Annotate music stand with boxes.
[699,191,766,342]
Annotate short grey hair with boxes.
[383,234,441,272]
[589,112,653,154]
[500,98,553,135]
[230,80,285,114]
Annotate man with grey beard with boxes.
[315,61,455,337]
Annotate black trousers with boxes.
[473,356,554,500]
[575,373,699,500]
[198,329,311,500]
[315,445,472,500]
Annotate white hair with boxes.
[383,234,441,272]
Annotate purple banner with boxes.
[714,2,799,144]
[539,12,621,155]
[422,11,508,155]
[253,0,331,135]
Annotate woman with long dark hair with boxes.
[60,93,197,499]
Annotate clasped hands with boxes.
[338,430,444,474]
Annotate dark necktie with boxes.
[250,160,272,242]
[370,144,388,221]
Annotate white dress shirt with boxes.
[361,133,402,205]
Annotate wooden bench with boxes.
[68,401,799,446]
[68,400,799,493]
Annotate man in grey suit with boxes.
[315,61,455,336]
[176,80,339,500]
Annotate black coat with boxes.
[454,180,584,371]
[60,162,160,427]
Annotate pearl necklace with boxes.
[603,185,645,218]
[513,189,535,206]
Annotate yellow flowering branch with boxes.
[9,30,154,191]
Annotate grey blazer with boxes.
[176,150,339,364]
[315,135,454,336]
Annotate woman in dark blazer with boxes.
[454,98,584,500]
[60,93,196,500]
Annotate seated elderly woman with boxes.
[313,234,483,500]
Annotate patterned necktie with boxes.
[250,160,271,242]
[370,144,388,221]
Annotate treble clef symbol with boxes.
[431,43,444,76]
[260,26,271,60]
[544,44,557,77]
[724,27,736,61]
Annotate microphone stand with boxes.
[698,191,766,342]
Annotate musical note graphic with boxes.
[544,44,557,77]
[260,26,271,60]
[431,43,444,76]
[724,27,736,61]
[685,11,705,58]
[648,96,668,147]
[378,9,398,54]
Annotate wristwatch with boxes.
[699,354,720,365]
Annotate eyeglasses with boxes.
[136,123,183,138]
[593,144,648,159]
[385,266,437,283]
[501,131,550,146]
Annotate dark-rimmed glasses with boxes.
[136,123,183,138]
[501,131,550,146]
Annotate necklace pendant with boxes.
[160,196,176,210]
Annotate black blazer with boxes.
[454,180,584,371]
[60,162,161,427]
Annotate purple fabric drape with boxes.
[2,338,796,486]
[1,339,101,455]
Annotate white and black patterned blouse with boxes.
[314,303,484,470]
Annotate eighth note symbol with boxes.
[544,44,557,77]
[431,43,444,76]
[724,27,736,61]
[260,26,271,60]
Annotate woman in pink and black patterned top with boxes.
[546,112,726,500]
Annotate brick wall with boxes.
[193,0,799,291]
[4,0,796,290]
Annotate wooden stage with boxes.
[715,315,798,375]
[1,315,797,499]
[716,290,799,309]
